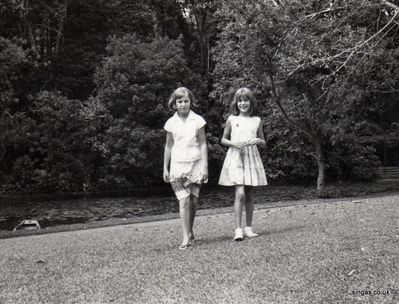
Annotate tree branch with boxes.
[305,7,346,20]
[55,0,68,56]
[380,0,399,11]
[268,73,313,137]
[286,10,399,79]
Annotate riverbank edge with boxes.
[1,191,397,240]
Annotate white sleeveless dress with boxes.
[218,116,267,186]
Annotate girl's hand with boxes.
[247,138,262,146]
[199,167,208,183]
[200,172,208,183]
[232,141,248,149]
[163,170,170,183]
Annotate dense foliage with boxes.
[1,0,398,193]
[92,35,203,190]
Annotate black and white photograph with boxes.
[1,0,398,303]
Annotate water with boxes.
[2,182,395,231]
[0,186,235,231]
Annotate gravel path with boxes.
[0,194,398,304]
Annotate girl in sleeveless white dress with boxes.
[218,115,267,186]
[218,88,267,241]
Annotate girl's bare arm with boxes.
[163,132,173,182]
[248,119,266,148]
[198,126,208,181]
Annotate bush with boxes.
[93,35,205,189]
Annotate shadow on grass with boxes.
[193,225,307,247]
[258,225,308,237]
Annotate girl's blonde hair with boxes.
[167,87,197,110]
[230,87,258,116]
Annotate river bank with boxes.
[1,181,399,235]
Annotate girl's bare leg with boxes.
[245,186,254,227]
[244,186,258,237]
[234,185,246,229]
[179,196,191,247]
[189,195,197,240]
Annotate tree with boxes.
[0,37,28,189]
[345,35,399,169]
[0,0,162,99]
[93,35,203,189]
[213,0,399,190]
[177,0,219,76]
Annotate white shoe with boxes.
[234,228,244,241]
[244,227,258,238]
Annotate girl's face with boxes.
[175,94,191,115]
[237,96,251,115]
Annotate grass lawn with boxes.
[0,194,397,304]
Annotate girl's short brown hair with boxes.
[230,87,258,116]
[167,87,197,110]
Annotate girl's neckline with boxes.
[177,111,190,122]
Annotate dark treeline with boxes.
[1,0,398,193]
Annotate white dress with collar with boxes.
[164,110,207,199]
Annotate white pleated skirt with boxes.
[218,146,267,186]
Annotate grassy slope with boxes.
[0,195,398,304]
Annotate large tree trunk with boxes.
[194,11,207,75]
[55,0,68,56]
[313,137,325,191]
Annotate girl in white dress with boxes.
[219,88,267,241]
[163,87,208,249]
